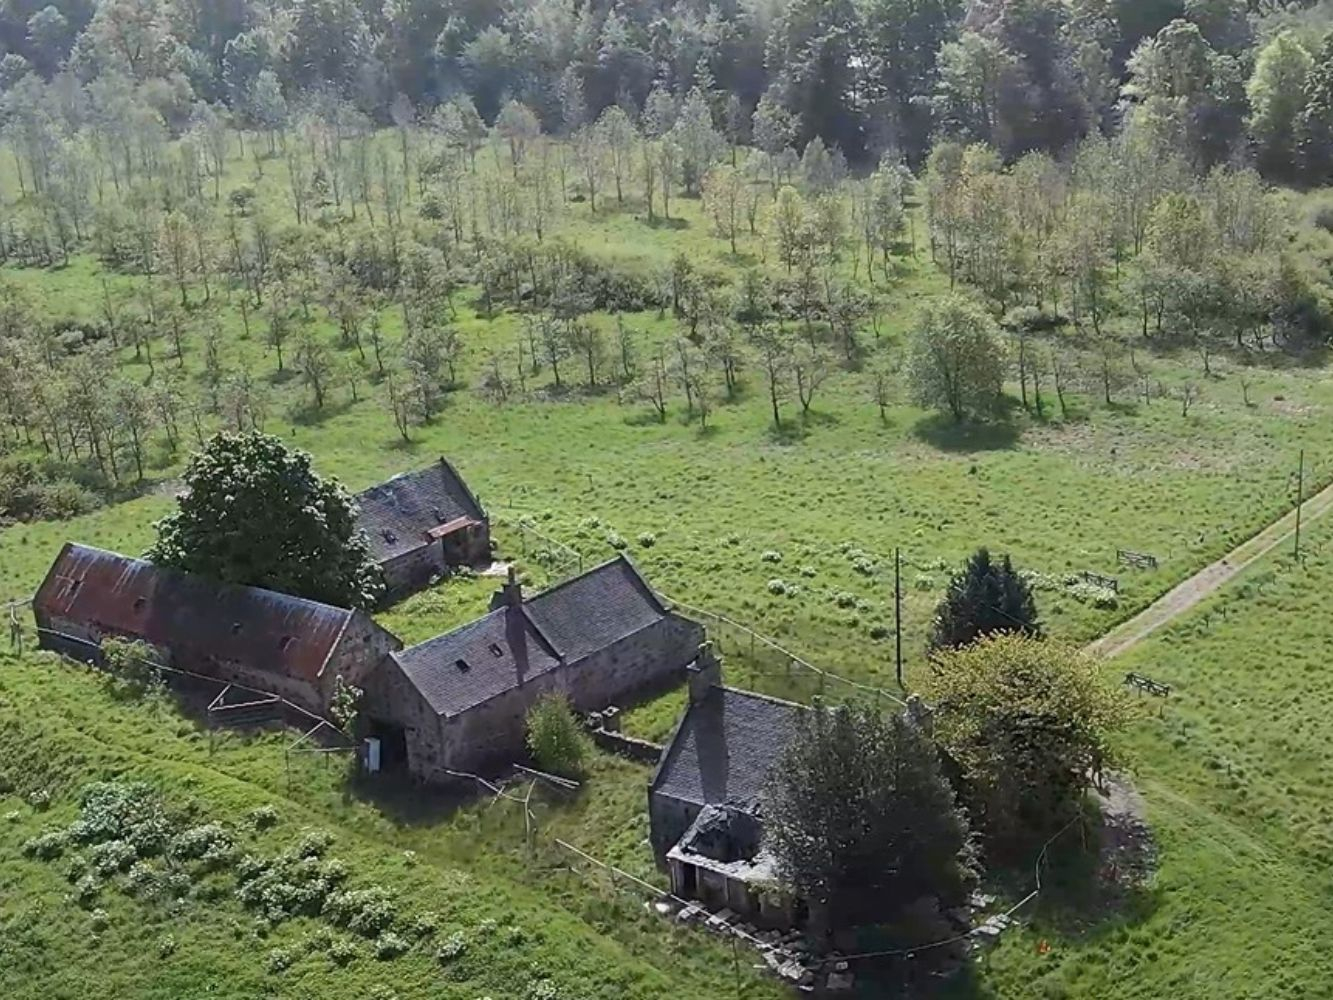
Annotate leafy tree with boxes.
[525,693,590,778]
[1297,32,1333,186]
[906,294,1005,422]
[148,431,382,608]
[101,636,164,699]
[765,703,975,933]
[929,547,1042,651]
[923,633,1132,843]
[1247,31,1312,183]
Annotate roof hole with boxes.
[231,622,242,635]
[279,635,294,651]
[132,596,146,611]
[454,658,470,672]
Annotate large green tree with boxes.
[923,634,1132,845]
[148,431,381,608]
[1246,30,1312,183]
[765,703,975,933]
[929,547,1041,651]
[906,293,1006,421]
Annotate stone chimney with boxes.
[489,565,524,611]
[686,640,721,704]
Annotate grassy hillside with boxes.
[0,644,783,999]
[944,504,1333,998]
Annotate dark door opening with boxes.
[364,718,408,770]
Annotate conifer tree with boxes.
[929,547,1041,651]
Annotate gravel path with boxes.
[1085,480,1333,660]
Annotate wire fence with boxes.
[490,510,585,581]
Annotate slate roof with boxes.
[355,459,486,563]
[523,556,669,662]
[33,543,358,683]
[391,556,675,717]
[650,686,804,812]
[391,607,562,716]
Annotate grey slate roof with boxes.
[391,607,561,716]
[391,556,672,717]
[524,556,668,662]
[650,686,804,812]
[355,459,486,562]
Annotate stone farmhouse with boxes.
[33,543,401,717]
[355,458,491,598]
[361,556,705,779]
[649,654,806,928]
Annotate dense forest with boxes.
[0,0,1332,176]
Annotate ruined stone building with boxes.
[33,543,401,716]
[355,458,491,598]
[361,556,705,778]
[649,655,806,928]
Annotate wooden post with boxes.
[1295,449,1305,559]
[894,547,904,689]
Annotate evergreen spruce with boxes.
[929,547,1041,651]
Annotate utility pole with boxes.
[1294,449,1305,559]
[894,547,904,689]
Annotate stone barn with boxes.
[33,543,401,717]
[361,556,705,779]
[355,458,490,599]
[648,656,806,928]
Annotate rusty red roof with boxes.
[34,543,358,683]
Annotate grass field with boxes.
[5,134,1333,997]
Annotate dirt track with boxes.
[1086,480,1333,660]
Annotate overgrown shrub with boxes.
[525,694,590,779]
[247,805,279,831]
[760,550,782,563]
[637,532,656,548]
[21,830,68,860]
[436,932,467,963]
[373,931,409,960]
[101,638,166,699]
[323,886,398,938]
[88,839,137,875]
[169,822,234,869]
[68,781,174,855]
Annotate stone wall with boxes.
[590,727,663,764]
[381,544,446,598]
[321,612,402,703]
[37,610,325,713]
[649,790,701,858]
[382,611,705,781]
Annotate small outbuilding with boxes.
[649,655,806,928]
[361,556,705,779]
[33,543,401,717]
[355,458,490,598]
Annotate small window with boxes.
[488,643,504,658]
[432,507,446,522]
[231,622,242,635]
[454,658,470,672]
[278,635,294,651]
[132,596,147,611]
[382,529,397,543]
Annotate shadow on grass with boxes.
[289,397,353,427]
[642,215,690,231]
[345,769,474,828]
[623,409,670,428]
[911,414,1020,452]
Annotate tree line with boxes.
[0,0,1331,180]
